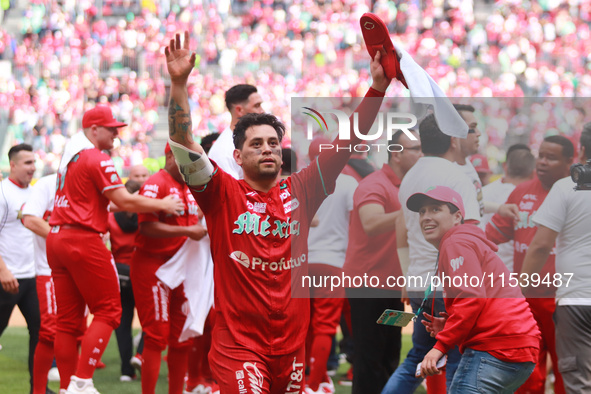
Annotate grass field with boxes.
[0,327,426,394]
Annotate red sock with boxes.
[307,334,332,390]
[33,340,54,394]
[76,320,113,379]
[55,332,79,389]
[186,338,202,390]
[142,346,162,394]
[168,346,189,394]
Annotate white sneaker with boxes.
[65,376,100,394]
[304,375,335,394]
[130,354,143,371]
[60,390,67,394]
[48,366,61,382]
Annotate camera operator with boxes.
[521,122,591,393]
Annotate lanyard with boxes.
[413,252,439,322]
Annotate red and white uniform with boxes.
[47,149,124,387]
[486,177,565,394]
[48,149,123,333]
[189,88,385,393]
[130,169,199,351]
[434,225,540,363]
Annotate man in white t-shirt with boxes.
[521,123,591,393]
[479,145,535,271]
[452,104,484,217]
[22,173,60,394]
[383,113,480,394]
[0,143,39,392]
[208,84,264,179]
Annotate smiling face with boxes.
[536,141,572,189]
[234,124,282,181]
[9,150,36,187]
[95,126,119,151]
[418,200,463,249]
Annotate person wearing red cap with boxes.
[46,105,184,394]
[130,142,207,394]
[407,186,540,393]
[469,154,492,187]
[164,31,391,393]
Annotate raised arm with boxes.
[165,31,202,153]
[165,32,215,187]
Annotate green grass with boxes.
[0,328,426,394]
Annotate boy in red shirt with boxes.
[407,186,540,393]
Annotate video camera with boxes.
[571,159,591,191]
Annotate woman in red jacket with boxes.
[406,185,540,393]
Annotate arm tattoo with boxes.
[168,99,194,144]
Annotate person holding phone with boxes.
[407,186,541,393]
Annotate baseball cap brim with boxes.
[101,120,128,128]
[406,186,466,218]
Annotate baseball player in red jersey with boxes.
[46,105,184,394]
[486,136,574,394]
[130,143,207,394]
[164,31,392,393]
[406,186,540,392]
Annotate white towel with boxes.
[156,236,215,341]
[58,131,95,175]
[393,43,469,139]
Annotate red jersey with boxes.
[50,149,124,233]
[135,169,199,257]
[107,212,137,265]
[486,177,556,297]
[434,225,540,363]
[343,164,403,286]
[190,87,384,356]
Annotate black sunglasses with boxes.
[468,128,476,134]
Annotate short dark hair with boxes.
[225,84,258,111]
[453,104,475,114]
[233,113,285,150]
[8,143,33,162]
[281,148,297,175]
[507,148,535,178]
[543,135,574,159]
[418,114,451,156]
[387,130,406,161]
[581,122,591,161]
[506,143,531,156]
[200,132,220,154]
[124,179,142,194]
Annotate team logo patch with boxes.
[229,251,250,268]
[284,198,299,214]
[110,174,118,183]
[450,256,464,272]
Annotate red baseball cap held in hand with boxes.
[406,185,465,219]
[82,106,127,129]
[360,13,408,88]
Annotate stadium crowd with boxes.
[1,0,591,394]
[1,0,591,173]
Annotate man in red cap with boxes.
[47,105,184,394]
[407,186,540,392]
[130,143,207,394]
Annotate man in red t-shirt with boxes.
[486,135,573,394]
[131,143,207,394]
[47,106,183,394]
[407,186,540,392]
[342,130,421,394]
[164,31,392,393]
